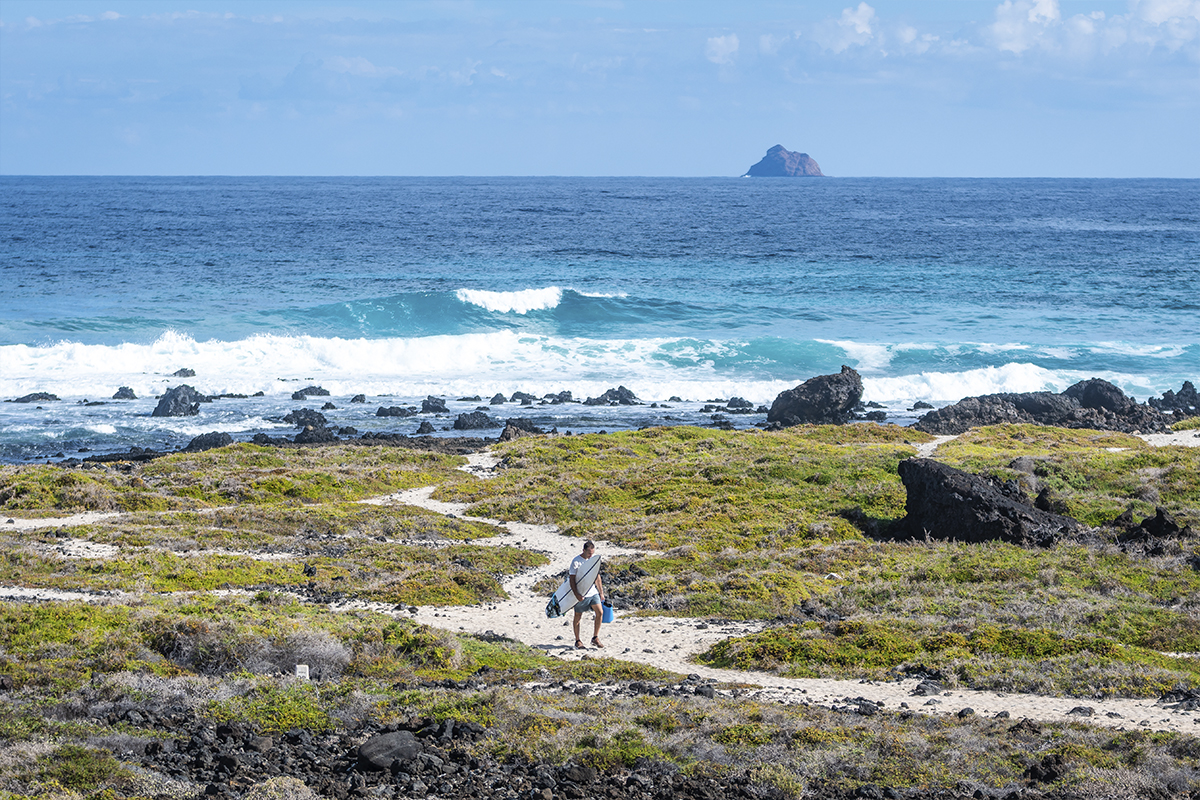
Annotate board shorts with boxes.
[573,596,601,614]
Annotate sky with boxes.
[1,0,1197,176]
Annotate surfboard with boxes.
[545,554,601,618]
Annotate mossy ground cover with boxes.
[0,444,470,513]
[439,424,929,551]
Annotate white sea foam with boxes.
[455,287,564,314]
[0,332,1188,409]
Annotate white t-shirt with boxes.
[569,555,599,600]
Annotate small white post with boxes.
[295,664,310,680]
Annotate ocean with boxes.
[1,176,1197,463]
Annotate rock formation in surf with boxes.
[914,378,1172,435]
[767,366,863,426]
[743,145,825,177]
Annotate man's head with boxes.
[582,540,595,557]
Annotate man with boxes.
[569,540,605,649]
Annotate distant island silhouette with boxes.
[743,145,826,177]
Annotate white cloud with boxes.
[1136,0,1200,25]
[811,3,877,53]
[841,2,876,36]
[992,0,1200,55]
[705,33,739,65]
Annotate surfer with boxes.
[569,540,605,649]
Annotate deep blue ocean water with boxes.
[2,176,1197,462]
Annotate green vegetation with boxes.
[0,444,470,513]
[0,429,1197,799]
[440,424,929,551]
[1172,416,1200,431]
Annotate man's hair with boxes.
[583,540,595,550]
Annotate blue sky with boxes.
[1,0,1197,176]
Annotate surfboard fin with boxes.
[545,596,563,619]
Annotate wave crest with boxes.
[455,287,564,314]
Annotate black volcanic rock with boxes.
[184,432,233,452]
[112,387,137,400]
[377,406,417,418]
[453,411,500,430]
[283,408,328,429]
[152,385,206,417]
[743,145,825,177]
[11,392,60,403]
[422,396,449,414]
[1150,380,1199,416]
[914,378,1171,435]
[292,385,330,400]
[583,386,640,406]
[172,368,196,378]
[767,366,863,426]
[898,458,1088,547]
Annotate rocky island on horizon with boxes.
[743,144,826,177]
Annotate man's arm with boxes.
[595,574,604,601]
[570,574,582,600]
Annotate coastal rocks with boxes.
[283,409,328,429]
[10,392,60,403]
[416,421,436,435]
[377,405,418,418]
[172,368,196,378]
[350,394,366,404]
[584,386,640,406]
[295,425,338,444]
[422,396,450,414]
[499,418,546,440]
[767,366,863,426]
[897,458,1088,547]
[152,385,207,417]
[291,385,330,401]
[112,387,137,400]
[1150,380,1199,416]
[452,411,500,430]
[490,393,507,405]
[914,379,1171,435]
[743,145,826,177]
[184,432,233,452]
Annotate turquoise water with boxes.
[2,176,1197,461]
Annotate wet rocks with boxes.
[291,386,330,401]
[283,409,328,429]
[897,458,1088,547]
[422,396,450,414]
[453,411,500,430]
[914,378,1171,435]
[152,385,207,417]
[10,392,60,403]
[584,386,640,406]
[377,405,418,417]
[350,394,366,404]
[172,368,196,378]
[767,366,863,427]
[112,386,137,400]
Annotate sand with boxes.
[2,436,1198,734]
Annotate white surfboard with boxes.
[545,554,601,618]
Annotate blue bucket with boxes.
[602,601,614,623]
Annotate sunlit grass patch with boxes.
[0,443,472,513]
[438,425,927,551]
